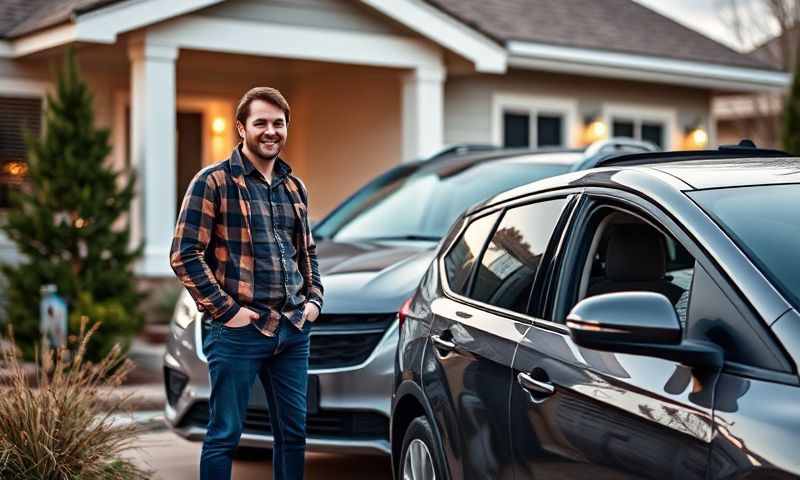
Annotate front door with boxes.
[176,111,203,217]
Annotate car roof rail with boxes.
[572,137,661,171]
[591,139,790,168]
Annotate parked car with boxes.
[163,139,658,455]
[391,143,800,479]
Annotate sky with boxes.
[632,0,779,52]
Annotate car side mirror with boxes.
[566,292,723,368]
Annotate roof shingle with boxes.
[1,0,118,39]
[425,0,776,70]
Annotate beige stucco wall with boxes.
[444,69,714,150]
[288,66,402,220]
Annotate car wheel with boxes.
[399,416,446,480]
[232,446,273,462]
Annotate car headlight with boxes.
[172,297,196,331]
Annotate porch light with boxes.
[684,127,708,149]
[211,117,226,135]
[582,116,608,144]
[4,161,27,177]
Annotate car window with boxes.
[562,204,787,371]
[443,212,501,295]
[573,212,694,327]
[327,159,571,241]
[689,184,800,310]
[469,198,568,315]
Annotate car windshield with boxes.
[314,153,578,242]
[689,183,800,309]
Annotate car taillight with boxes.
[398,296,413,328]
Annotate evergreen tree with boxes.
[1,49,143,361]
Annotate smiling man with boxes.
[170,87,323,480]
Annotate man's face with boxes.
[237,99,288,161]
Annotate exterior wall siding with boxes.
[444,69,713,149]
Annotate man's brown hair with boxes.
[235,87,291,127]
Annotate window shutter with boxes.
[0,96,42,207]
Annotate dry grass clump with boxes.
[0,319,150,479]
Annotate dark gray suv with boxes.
[392,146,800,479]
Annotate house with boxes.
[714,26,798,148]
[0,0,789,279]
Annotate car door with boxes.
[423,195,574,480]
[510,192,718,480]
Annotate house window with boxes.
[537,115,563,147]
[641,122,665,147]
[502,111,565,148]
[503,112,530,148]
[0,96,43,209]
[611,117,665,148]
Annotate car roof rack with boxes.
[593,139,790,168]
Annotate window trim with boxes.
[439,190,577,325]
[549,187,794,375]
[602,102,677,149]
[492,93,578,148]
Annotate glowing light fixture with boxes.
[4,161,28,177]
[582,115,608,144]
[684,127,709,149]
[211,117,226,135]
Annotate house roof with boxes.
[425,0,776,70]
[0,0,779,73]
[750,26,799,71]
[0,0,120,38]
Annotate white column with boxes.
[128,39,179,277]
[402,66,445,162]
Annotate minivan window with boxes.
[689,184,800,310]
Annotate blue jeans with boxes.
[200,318,311,480]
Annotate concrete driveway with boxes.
[126,431,392,479]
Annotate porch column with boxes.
[402,66,445,162]
[128,40,179,277]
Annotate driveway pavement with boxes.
[126,431,393,479]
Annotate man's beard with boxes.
[246,135,282,162]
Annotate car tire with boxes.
[399,416,447,480]
[232,446,273,462]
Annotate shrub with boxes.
[0,320,150,479]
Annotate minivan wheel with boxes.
[400,417,445,480]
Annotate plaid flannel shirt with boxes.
[170,146,323,336]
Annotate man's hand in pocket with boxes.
[224,307,259,328]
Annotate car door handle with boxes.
[517,372,555,396]
[455,311,472,319]
[431,334,456,353]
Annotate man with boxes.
[170,87,323,480]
